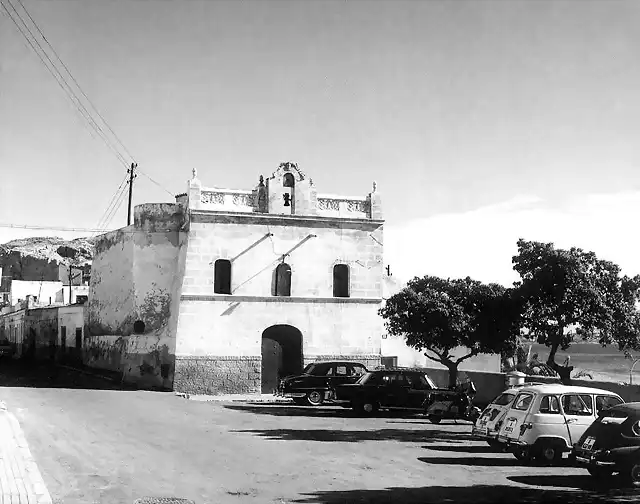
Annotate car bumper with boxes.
[273,391,306,398]
[472,427,500,441]
[497,435,527,447]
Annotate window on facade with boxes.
[333,264,350,298]
[273,263,292,297]
[60,326,66,347]
[214,259,232,294]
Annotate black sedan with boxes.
[572,401,640,487]
[275,361,368,406]
[332,368,439,416]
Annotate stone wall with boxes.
[174,356,261,395]
[85,203,188,389]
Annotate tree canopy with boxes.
[379,275,521,387]
[512,238,640,383]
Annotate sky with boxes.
[1,0,640,286]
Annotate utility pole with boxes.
[68,266,72,304]
[127,162,137,226]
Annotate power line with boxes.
[0,223,111,233]
[137,169,176,197]
[1,0,129,168]
[95,174,128,229]
[102,186,129,230]
[14,0,137,164]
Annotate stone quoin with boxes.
[86,163,385,394]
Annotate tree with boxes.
[379,275,521,388]
[512,239,640,384]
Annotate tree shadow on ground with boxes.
[509,474,638,494]
[231,427,474,443]
[419,455,521,467]
[424,444,499,454]
[291,484,639,503]
[0,359,139,391]
[224,404,422,419]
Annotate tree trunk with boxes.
[546,338,573,385]
[446,362,459,389]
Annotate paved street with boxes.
[0,362,638,504]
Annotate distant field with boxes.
[527,342,640,383]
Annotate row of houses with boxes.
[0,163,499,394]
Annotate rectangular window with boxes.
[60,326,67,347]
[381,356,397,369]
[333,264,350,297]
[562,394,594,416]
[75,328,82,349]
[538,395,560,414]
[214,259,232,294]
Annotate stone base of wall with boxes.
[306,354,381,372]
[174,356,261,395]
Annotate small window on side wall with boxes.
[273,263,292,296]
[214,259,232,294]
[333,264,350,298]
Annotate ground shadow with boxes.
[225,403,422,419]
[0,359,139,391]
[231,427,473,443]
[419,455,521,467]
[425,444,499,454]
[509,474,638,494]
[291,484,639,503]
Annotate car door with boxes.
[380,372,410,408]
[406,373,434,409]
[560,393,597,446]
[329,364,353,389]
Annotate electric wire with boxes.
[0,0,129,168]
[137,169,175,197]
[14,0,137,164]
[95,174,129,230]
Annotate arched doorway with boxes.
[261,325,303,393]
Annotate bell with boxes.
[283,193,291,207]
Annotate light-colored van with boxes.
[496,384,624,465]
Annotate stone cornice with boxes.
[180,294,383,304]
[188,210,384,229]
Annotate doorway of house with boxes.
[261,325,303,393]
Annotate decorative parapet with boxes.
[317,194,371,219]
[200,188,255,213]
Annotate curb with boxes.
[4,410,53,504]
[175,392,294,404]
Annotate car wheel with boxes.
[513,446,533,464]
[428,415,442,424]
[487,440,505,452]
[587,467,613,479]
[536,442,563,466]
[621,461,640,488]
[306,390,324,406]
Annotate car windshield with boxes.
[357,372,377,385]
[492,393,516,406]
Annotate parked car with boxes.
[275,361,368,406]
[572,402,640,487]
[495,383,624,465]
[473,383,546,449]
[332,368,443,416]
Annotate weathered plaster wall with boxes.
[85,204,187,389]
[25,307,58,360]
[58,305,85,363]
[174,212,384,394]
